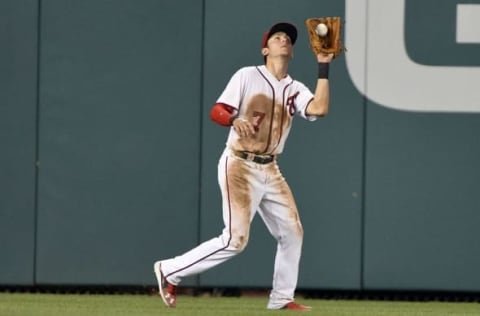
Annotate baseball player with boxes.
[154,22,334,311]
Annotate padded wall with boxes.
[0,0,38,285]
[363,0,480,291]
[35,0,203,285]
[1,0,480,292]
[199,0,363,289]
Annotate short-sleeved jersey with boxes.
[216,65,316,155]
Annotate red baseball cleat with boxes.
[154,261,177,308]
[282,302,312,311]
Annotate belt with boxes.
[233,151,275,164]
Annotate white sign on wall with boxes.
[345,0,480,113]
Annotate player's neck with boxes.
[265,58,289,80]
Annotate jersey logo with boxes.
[286,92,299,116]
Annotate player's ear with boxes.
[261,48,269,56]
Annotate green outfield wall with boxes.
[1,0,479,292]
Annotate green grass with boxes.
[1,293,480,316]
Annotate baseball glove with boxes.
[305,17,344,57]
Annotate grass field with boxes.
[1,293,480,316]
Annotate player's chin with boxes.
[278,51,293,59]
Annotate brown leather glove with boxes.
[305,17,345,58]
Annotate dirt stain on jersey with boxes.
[232,94,293,155]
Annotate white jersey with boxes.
[216,65,316,155]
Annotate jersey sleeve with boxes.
[216,68,245,110]
[294,81,317,121]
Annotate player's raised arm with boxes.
[304,17,344,117]
[305,53,334,117]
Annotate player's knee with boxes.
[229,234,249,253]
[276,223,303,244]
[292,220,304,239]
[297,224,304,238]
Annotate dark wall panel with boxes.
[199,0,363,289]
[35,0,203,285]
[2,0,480,293]
[364,106,480,291]
[0,0,38,285]
[361,0,480,292]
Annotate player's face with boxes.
[266,32,293,59]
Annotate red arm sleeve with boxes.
[210,103,237,126]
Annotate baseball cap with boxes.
[261,22,298,48]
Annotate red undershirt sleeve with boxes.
[210,103,237,126]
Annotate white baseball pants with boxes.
[160,148,304,309]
